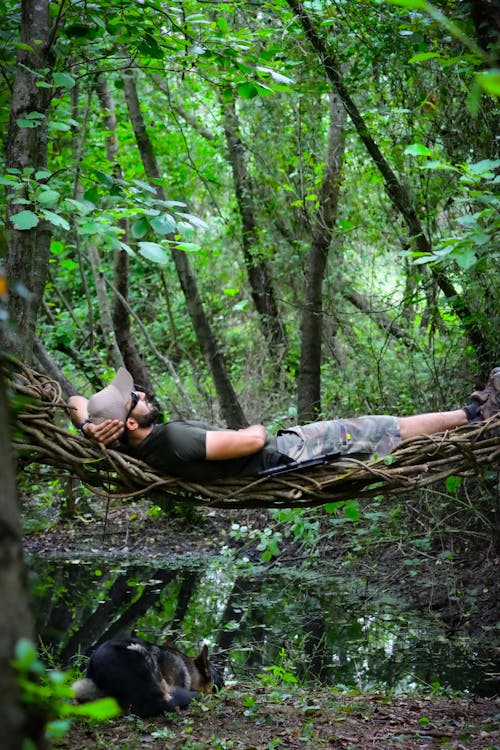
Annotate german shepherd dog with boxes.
[72,637,223,717]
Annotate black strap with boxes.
[268,451,296,468]
[257,451,341,478]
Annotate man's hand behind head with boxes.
[86,419,124,447]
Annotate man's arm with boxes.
[205,424,268,460]
[67,395,124,446]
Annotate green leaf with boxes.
[149,213,176,235]
[49,121,72,132]
[475,69,500,97]
[408,52,440,63]
[404,143,433,157]
[38,189,60,205]
[174,212,208,229]
[131,217,150,239]
[454,248,478,269]
[64,198,95,215]
[78,220,102,235]
[93,170,114,188]
[0,175,19,186]
[256,66,295,85]
[176,221,196,238]
[138,241,168,264]
[118,241,136,256]
[445,475,462,493]
[236,82,259,99]
[343,500,360,522]
[132,179,156,194]
[387,0,427,8]
[419,160,460,172]
[17,118,41,128]
[468,158,500,175]
[11,210,39,230]
[53,72,76,89]
[65,697,121,719]
[60,259,79,271]
[40,210,70,230]
[175,241,201,253]
[14,638,38,669]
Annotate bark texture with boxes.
[0,363,43,749]
[298,91,346,421]
[221,91,287,360]
[5,0,53,364]
[95,76,156,396]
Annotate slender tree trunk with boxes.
[221,90,287,360]
[95,76,156,395]
[121,68,247,427]
[4,0,53,364]
[68,82,124,371]
[87,244,125,369]
[0,361,43,749]
[298,91,346,421]
[286,0,490,365]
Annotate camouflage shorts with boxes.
[276,416,401,461]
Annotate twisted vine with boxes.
[10,361,500,509]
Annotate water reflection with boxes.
[28,556,498,696]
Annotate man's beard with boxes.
[134,405,160,428]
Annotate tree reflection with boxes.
[28,557,497,695]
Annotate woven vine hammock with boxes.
[10,361,500,509]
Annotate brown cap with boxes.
[87,367,134,424]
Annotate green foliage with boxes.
[2,0,495,421]
[13,638,120,743]
[257,649,298,690]
[402,155,500,270]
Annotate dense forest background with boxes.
[1,0,499,422]
[0,0,498,747]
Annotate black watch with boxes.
[79,418,91,438]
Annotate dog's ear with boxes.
[193,644,210,680]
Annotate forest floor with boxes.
[23,497,500,750]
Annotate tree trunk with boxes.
[286,0,491,366]
[221,90,287,360]
[121,68,247,427]
[87,244,125,370]
[298,91,347,422]
[95,76,157,396]
[4,0,53,364]
[0,361,44,749]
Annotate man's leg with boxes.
[399,409,467,441]
[399,366,500,439]
[277,416,401,461]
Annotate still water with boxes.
[28,555,498,696]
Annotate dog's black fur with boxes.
[73,637,223,718]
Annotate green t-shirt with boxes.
[128,420,278,481]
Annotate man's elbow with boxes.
[250,435,266,452]
[247,425,267,452]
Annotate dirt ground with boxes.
[59,689,499,750]
[24,499,499,750]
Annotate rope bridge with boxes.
[10,362,500,509]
